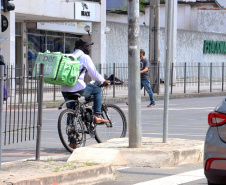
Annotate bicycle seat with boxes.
[68,93,81,100]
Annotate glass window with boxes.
[65,37,79,54]
[46,36,63,52]
[28,29,45,34]
[47,31,63,36]
[28,34,45,76]
[65,33,80,38]
[16,22,21,36]
[27,29,81,75]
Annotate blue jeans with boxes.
[141,79,155,104]
[62,83,102,114]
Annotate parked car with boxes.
[204,97,226,185]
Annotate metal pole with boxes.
[157,62,160,95]
[163,0,174,143]
[184,62,186,93]
[0,66,3,170]
[36,63,44,160]
[222,62,224,92]
[128,0,142,148]
[170,63,174,94]
[0,0,3,170]
[113,63,115,98]
[198,63,200,93]
[53,84,56,101]
[210,63,212,92]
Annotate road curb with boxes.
[41,92,226,108]
[67,137,204,168]
[2,163,117,185]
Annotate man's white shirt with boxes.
[61,49,105,92]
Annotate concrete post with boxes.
[149,0,155,86]
[128,0,142,148]
[149,0,160,94]
[154,0,160,94]
[163,0,174,143]
[92,0,106,70]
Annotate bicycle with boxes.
[57,84,127,153]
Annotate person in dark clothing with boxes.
[104,74,123,85]
[140,49,155,107]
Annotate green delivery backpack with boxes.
[33,51,83,87]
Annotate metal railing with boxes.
[35,62,226,101]
[166,62,226,94]
[0,64,44,161]
[2,65,39,145]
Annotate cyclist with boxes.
[61,38,110,127]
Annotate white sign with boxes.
[37,22,92,34]
[75,2,100,22]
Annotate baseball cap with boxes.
[75,38,94,48]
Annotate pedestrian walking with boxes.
[140,49,155,107]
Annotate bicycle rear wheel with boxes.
[95,104,127,143]
[58,109,86,153]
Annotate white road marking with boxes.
[142,133,206,136]
[143,107,215,111]
[134,169,205,185]
[117,167,131,170]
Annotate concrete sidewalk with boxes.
[0,137,204,185]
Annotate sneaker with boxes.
[69,143,78,149]
[94,115,109,124]
[147,103,156,107]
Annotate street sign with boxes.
[1,15,8,32]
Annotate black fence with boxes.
[2,65,39,145]
[0,64,44,166]
[39,62,226,101]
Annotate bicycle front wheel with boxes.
[95,104,127,143]
[58,109,86,153]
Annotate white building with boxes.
[2,0,107,82]
[2,0,226,82]
[106,0,226,65]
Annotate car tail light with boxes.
[208,112,226,127]
[205,158,226,171]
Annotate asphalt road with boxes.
[2,95,225,181]
[98,162,207,185]
[96,162,206,185]
[2,95,223,160]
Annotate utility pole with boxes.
[163,0,174,143]
[149,0,160,94]
[128,0,142,148]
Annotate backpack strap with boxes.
[79,67,87,77]
[73,53,86,78]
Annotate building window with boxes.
[28,30,80,76]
